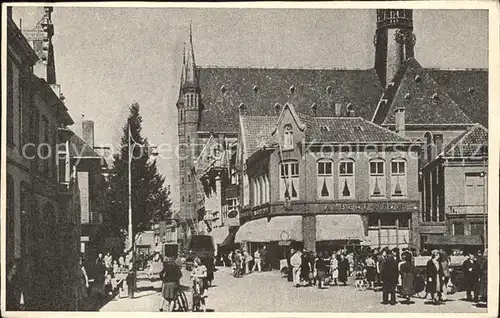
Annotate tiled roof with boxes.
[240,115,278,158]
[378,58,473,126]
[428,69,488,127]
[69,133,101,158]
[198,67,383,133]
[441,123,488,158]
[301,115,410,143]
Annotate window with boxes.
[391,160,407,197]
[7,61,14,146]
[339,160,355,199]
[180,161,184,168]
[188,195,191,203]
[280,161,299,200]
[317,159,333,199]
[58,142,67,183]
[188,174,191,182]
[369,159,385,197]
[453,223,465,236]
[283,124,293,149]
[470,222,484,236]
[180,110,183,122]
[181,178,184,185]
[181,195,184,203]
[187,136,190,144]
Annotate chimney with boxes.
[334,103,342,117]
[310,103,317,116]
[238,103,246,115]
[274,103,281,115]
[347,103,355,117]
[394,106,406,137]
[82,120,95,148]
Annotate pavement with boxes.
[100,266,488,312]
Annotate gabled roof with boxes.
[374,58,473,126]
[441,123,488,158]
[301,116,410,143]
[428,69,488,128]
[198,67,383,133]
[239,115,278,159]
[272,102,306,135]
[69,133,101,158]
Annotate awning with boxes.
[235,216,303,243]
[267,216,303,241]
[209,226,229,245]
[425,235,483,246]
[316,214,365,241]
[235,218,269,243]
[220,232,236,247]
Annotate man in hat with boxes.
[463,251,480,301]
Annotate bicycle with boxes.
[172,288,189,312]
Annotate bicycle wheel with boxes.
[179,291,189,312]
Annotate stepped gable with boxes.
[441,123,488,158]
[239,115,278,158]
[428,69,488,127]
[197,67,383,133]
[377,58,473,126]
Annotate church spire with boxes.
[177,43,186,107]
[183,22,197,89]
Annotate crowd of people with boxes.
[219,246,271,277]
[284,246,488,306]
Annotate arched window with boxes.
[187,136,190,144]
[181,195,185,202]
[180,110,183,122]
[283,124,294,149]
[391,159,407,197]
[424,132,433,162]
[280,160,299,201]
[369,159,386,197]
[317,159,334,199]
[339,159,355,199]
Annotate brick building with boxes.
[234,103,421,265]
[176,9,488,253]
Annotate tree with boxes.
[105,103,172,238]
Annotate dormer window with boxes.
[283,124,293,149]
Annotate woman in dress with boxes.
[330,252,339,286]
[159,257,183,312]
[439,250,451,301]
[338,253,349,286]
[365,254,376,289]
[399,251,415,304]
[426,250,445,305]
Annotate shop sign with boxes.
[241,205,271,219]
[228,210,238,218]
[278,240,291,246]
[319,201,419,213]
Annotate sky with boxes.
[11,5,489,208]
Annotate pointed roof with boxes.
[177,45,186,105]
[184,24,197,88]
[373,58,473,126]
[440,123,488,158]
[272,103,306,135]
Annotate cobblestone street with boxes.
[100,267,487,312]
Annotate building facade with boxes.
[176,9,488,254]
[234,104,420,266]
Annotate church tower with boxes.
[374,9,416,88]
[177,25,201,229]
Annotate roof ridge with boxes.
[359,117,409,141]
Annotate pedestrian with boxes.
[338,253,349,286]
[233,250,243,278]
[6,259,25,311]
[478,248,487,302]
[228,250,234,267]
[159,256,182,312]
[191,257,208,312]
[462,251,480,302]
[96,253,104,265]
[330,252,339,286]
[315,252,328,289]
[290,248,302,287]
[260,245,268,271]
[104,252,113,270]
[426,249,445,305]
[92,259,107,309]
[376,248,386,289]
[243,249,252,274]
[399,251,415,304]
[440,250,451,301]
[381,249,399,305]
[252,248,262,272]
[365,254,376,289]
[77,257,90,310]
